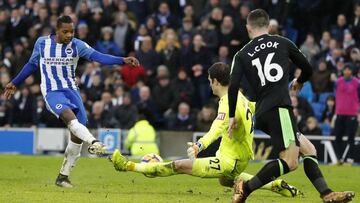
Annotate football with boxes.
[141,153,163,163]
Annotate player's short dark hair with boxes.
[247,9,269,29]
[208,62,230,86]
[57,15,73,29]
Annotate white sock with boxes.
[67,119,96,144]
[60,140,82,176]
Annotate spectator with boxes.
[0,10,8,48]
[155,28,180,52]
[158,30,181,77]
[191,63,210,109]
[76,21,96,46]
[311,60,333,94]
[209,7,223,30]
[166,102,195,131]
[80,62,101,88]
[87,101,106,129]
[0,93,10,126]
[112,85,125,107]
[11,41,31,79]
[4,7,27,45]
[133,24,149,51]
[8,87,37,127]
[113,92,138,129]
[155,2,179,30]
[290,92,314,120]
[86,74,104,102]
[171,69,194,107]
[320,31,331,51]
[100,91,115,115]
[195,104,216,132]
[136,86,158,125]
[177,16,196,39]
[76,1,91,23]
[268,19,280,35]
[182,34,212,73]
[135,36,160,77]
[300,33,320,63]
[302,116,322,135]
[224,0,240,19]
[125,113,159,157]
[349,48,360,76]
[351,3,360,44]
[117,0,137,28]
[196,16,218,53]
[343,31,356,57]
[321,95,336,125]
[334,66,359,164]
[212,45,231,64]
[152,75,173,117]
[218,15,241,56]
[94,26,123,56]
[293,107,306,132]
[331,14,348,43]
[88,7,105,41]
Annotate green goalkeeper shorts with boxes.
[192,155,248,179]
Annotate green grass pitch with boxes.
[0,155,358,203]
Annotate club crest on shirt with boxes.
[217,112,226,120]
[65,47,73,55]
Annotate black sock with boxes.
[303,155,332,196]
[244,159,290,195]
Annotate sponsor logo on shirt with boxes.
[55,104,63,109]
[65,47,73,55]
[217,112,226,120]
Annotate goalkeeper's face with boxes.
[208,75,219,96]
[57,23,74,44]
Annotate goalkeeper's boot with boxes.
[109,149,129,171]
[271,179,304,197]
[322,191,355,203]
[55,174,73,188]
[88,140,107,156]
[232,180,247,203]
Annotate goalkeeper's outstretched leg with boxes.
[109,149,302,197]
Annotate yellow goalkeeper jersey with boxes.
[198,91,254,161]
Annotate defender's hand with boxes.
[4,82,16,100]
[228,117,237,139]
[187,142,202,161]
[123,57,139,67]
[290,78,303,92]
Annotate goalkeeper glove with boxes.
[187,142,203,161]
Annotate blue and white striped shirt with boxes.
[29,35,94,93]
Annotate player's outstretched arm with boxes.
[3,62,39,99]
[228,53,243,136]
[3,82,16,100]
[88,51,139,66]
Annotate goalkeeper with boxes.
[110,62,302,197]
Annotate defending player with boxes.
[3,16,139,188]
[109,62,302,198]
[227,9,355,203]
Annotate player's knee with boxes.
[283,158,298,171]
[218,177,234,187]
[306,142,317,156]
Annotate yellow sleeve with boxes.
[125,128,135,150]
[198,102,228,149]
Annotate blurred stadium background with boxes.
[1,0,360,202]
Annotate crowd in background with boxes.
[0,0,360,137]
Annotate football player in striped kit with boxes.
[4,16,139,188]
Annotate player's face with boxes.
[57,23,74,44]
[208,75,219,96]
